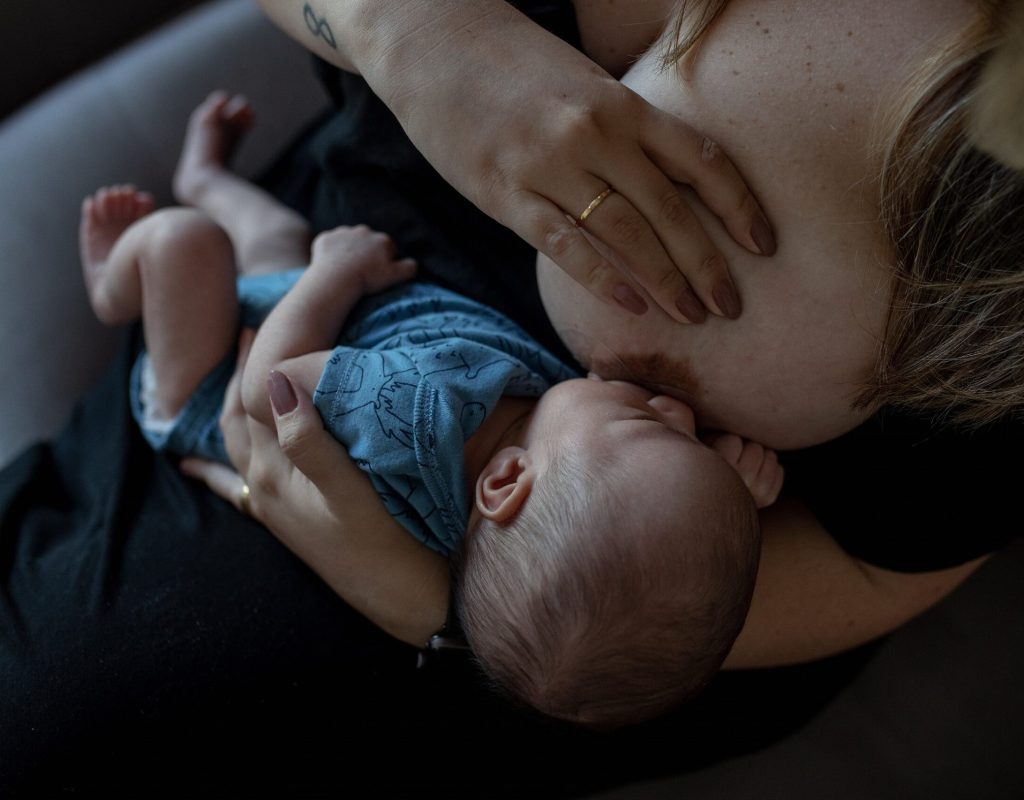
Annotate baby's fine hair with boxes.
[457,448,760,730]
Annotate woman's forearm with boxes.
[251,0,513,83]
[723,497,988,669]
[262,464,450,647]
[251,0,374,72]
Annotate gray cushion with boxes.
[0,0,324,466]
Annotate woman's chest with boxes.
[543,0,974,447]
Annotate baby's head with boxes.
[458,377,760,729]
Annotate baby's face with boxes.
[529,375,696,445]
[524,377,733,507]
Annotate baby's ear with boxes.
[475,446,536,523]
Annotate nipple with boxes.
[558,326,701,404]
[558,327,638,382]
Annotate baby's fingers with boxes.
[735,441,767,480]
[362,257,418,294]
[748,450,783,509]
[707,432,744,466]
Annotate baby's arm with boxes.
[241,225,415,426]
[236,225,435,644]
[704,433,784,509]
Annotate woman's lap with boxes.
[0,93,873,793]
[0,339,868,794]
[0,333,418,791]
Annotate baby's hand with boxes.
[704,433,784,509]
[309,225,417,295]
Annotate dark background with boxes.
[0,0,201,119]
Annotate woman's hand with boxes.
[256,0,775,323]
[371,1,774,323]
[181,330,449,646]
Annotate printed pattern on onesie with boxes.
[314,282,579,557]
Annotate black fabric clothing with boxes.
[0,331,875,795]
[0,0,1018,794]
[784,408,1023,572]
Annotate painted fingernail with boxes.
[750,213,776,256]
[612,283,648,315]
[712,281,742,319]
[268,370,298,416]
[675,288,707,324]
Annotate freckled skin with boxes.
[541,0,978,450]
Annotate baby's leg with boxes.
[80,187,239,419]
[173,91,310,275]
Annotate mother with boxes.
[226,0,1021,664]
[3,0,1021,794]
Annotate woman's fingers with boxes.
[572,174,716,322]
[642,105,775,259]
[510,132,767,323]
[582,102,776,322]
[180,458,249,512]
[509,192,652,317]
[267,370,349,491]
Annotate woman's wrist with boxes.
[253,0,375,73]
[363,0,517,113]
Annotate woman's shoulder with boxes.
[571,0,676,75]
[784,409,1023,571]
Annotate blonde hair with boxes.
[663,1,1024,427]
[457,448,759,730]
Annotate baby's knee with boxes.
[141,207,233,272]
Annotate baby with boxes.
[79,92,780,729]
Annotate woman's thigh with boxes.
[0,335,416,792]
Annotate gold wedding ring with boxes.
[575,187,615,228]
[238,482,251,515]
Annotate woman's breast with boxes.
[542,0,973,449]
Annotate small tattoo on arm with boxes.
[303,3,337,49]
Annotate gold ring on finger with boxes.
[238,482,251,515]
[574,187,615,228]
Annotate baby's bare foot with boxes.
[173,90,254,205]
[79,185,155,323]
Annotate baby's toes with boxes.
[133,191,156,217]
[92,187,115,223]
[110,186,130,220]
[114,186,136,220]
[195,90,230,123]
[222,94,254,126]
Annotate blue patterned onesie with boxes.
[131,271,579,556]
